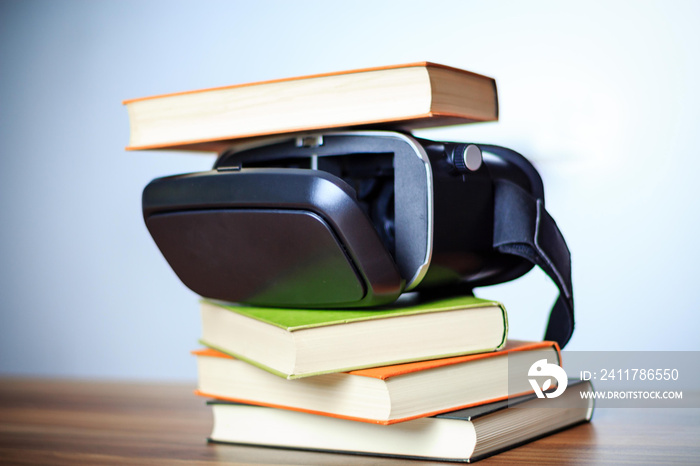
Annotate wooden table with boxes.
[1,378,698,465]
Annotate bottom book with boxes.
[207,380,594,463]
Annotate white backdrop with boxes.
[1,0,698,380]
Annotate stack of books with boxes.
[192,298,593,462]
[125,63,593,462]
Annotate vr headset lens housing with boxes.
[143,131,538,308]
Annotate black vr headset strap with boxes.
[492,178,574,348]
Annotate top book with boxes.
[123,62,498,152]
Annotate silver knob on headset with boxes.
[451,144,483,173]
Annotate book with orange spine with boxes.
[124,62,498,152]
[193,340,561,425]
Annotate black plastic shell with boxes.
[143,168,404,307]
[142,131,544,308]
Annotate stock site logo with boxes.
[528,359,568,398]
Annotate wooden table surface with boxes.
[0,378,698,465]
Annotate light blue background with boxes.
[1,1,698,381]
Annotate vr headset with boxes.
[143,131,574,347]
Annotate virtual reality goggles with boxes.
[143,131,574,347]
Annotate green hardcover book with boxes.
[199,295,507,379]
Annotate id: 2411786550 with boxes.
[580,368,679,381]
